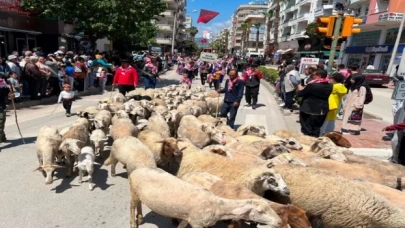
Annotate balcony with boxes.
[297,13,310,22]
[156,38,172,45]
[161,11,175,18]
[367,8,403,25]
[157,24,173,31]
[178,10,186,18]
[245,13,265,22]
[297,0,311,6]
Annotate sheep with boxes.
[59,138,86,177]
[146,114,170,138]
[361,181,405,211]
[107,102,124,113]
[72,117,91,131]
[104,136,156,177]
[299,155,405,190]
[175,145,290,196]
[111,110,130,125]
[59,126,70,137]
[217,125,241,138]
[205,97,223,114]
[198,115,227,127]
[141,89,155,100]
[176,104,192,115]
[189,105,203,117]
[34,126,64,185]
[152,105,169,117]
[92,110,112,132]
[77,106,98,119]
[98,102,110,111]
[181,172,311,228]
[222,135,289,160]
[151,98,166,107]
[126,88,145,99]
[129,106,146,124]
[110,118,139,141]
[164,110,184,137]
[178,115,225,148]
[237,135,303,151]
[90,129,108,157]
[76,146,95,190]
[138,130,182,169]
[192,100,208,114]
[111,93,126,103]
[123,99,139,112]
[205,90,220,98]
[323,131,352,148]
[271,165,405,228]
[129,167,282,228]
[237,125,267,138]
[139,100,154,119]
[267,153,307,167]
[345,153,405,178]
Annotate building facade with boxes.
[228,3,268,55]
[156,0,187,52]
[342,0,405,74]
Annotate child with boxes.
[58,84,75,117]
[98,68,107,94]
[7,72,21,94]
[179,70,191,89]
[65,62,75,89]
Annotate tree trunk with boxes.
[274,1,280,47]
[256,29,259,52]
[265,17,271,58]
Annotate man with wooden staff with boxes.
[217,69,244,129]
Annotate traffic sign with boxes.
[392,81,405,100]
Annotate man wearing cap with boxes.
[113,58,138,96]
[7,55,22,78]
[243,59,263,110]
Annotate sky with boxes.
[186,0,256,38]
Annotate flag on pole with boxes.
[197,9,219,24]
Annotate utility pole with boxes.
[386,6,405,76]
[327,13,343,73]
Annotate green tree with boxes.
[189,26,199,41]
[21,0,165,50]
[305,22,323,39]
[178,40,198,55]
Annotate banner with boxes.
[200,52,218,63]
[299,58,319,78]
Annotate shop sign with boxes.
[365,46,389,53]
[299,58,319,78]
[351,31,381,46]
[385,28,405,45]
[346,45,394,54]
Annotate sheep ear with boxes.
[83,112,90,119]
[232,206,252,216]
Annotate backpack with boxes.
[362,87,373,105]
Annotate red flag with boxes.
[197,9,219,24]
[200,39,207,44]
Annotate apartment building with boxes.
[156,0,187,51]
[268,0,342,57]
[343,0,405,73]
[229,3,268,55]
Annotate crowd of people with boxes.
[276,60,372,137]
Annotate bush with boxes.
[259,66,278,83]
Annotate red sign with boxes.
[0,0,30,16]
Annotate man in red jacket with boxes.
[113,59,138,96]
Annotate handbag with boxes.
[348,109,363,122]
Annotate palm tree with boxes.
[273,0,285,48]
[253,23,261,52]
[241,22,252,54]
[262,9,274,56]
[189,26,198,41]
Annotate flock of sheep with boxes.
[34,84,405,228]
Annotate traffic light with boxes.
[316,16,336,37]
[341,16,363,37]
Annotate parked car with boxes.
[362,69,391,86]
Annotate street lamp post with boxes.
[171,12,177,54]
[386,6,405,76]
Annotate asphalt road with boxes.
[0,71,268,228]
[366,86,394,123]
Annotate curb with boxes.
[260,80,383,121]
[12,85,112,110]
[351,148,392,157]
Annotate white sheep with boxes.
[72,117,91,132]
[138,130,182,169]
[90,129,108,157]
[198,115,227,127]
[237,125,267,138]
[205,97,223,115]
[146,114,170,138]
[104,136,156,176]
[272,165,405,228]
[110,118,139,141]
[129,167,282,228]
[177,115,225,148]
[111,93,126,103]
[34,126,63,185]
[111,110,130,125]
[77,106,98,119]
[59,138,86,177]
[165,110,184,137]
[92,110,112,132]
[76,146,95,190]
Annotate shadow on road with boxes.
[142,211,175,227]
[0,136,36,151]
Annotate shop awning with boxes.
[0,26,41,35]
